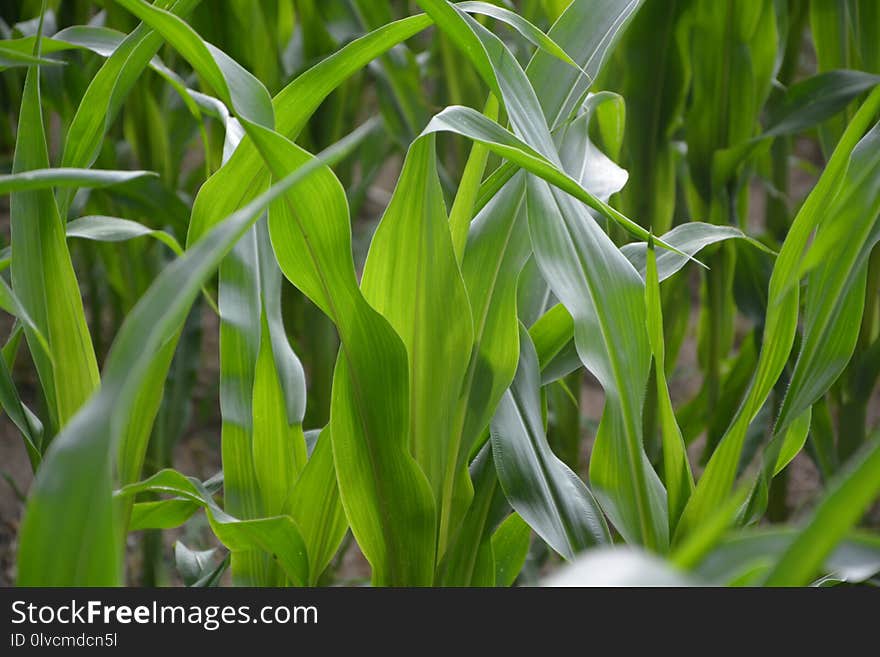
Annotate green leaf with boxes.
[119,469,308,586]
[129,499,200,531]
[449,94,498,262]
[66,215,183,255]
[457,1,588,77]
[491,513,531,587]
[764,437,880,586]
[530,303,577,384]
[775,121,880,433]
[0,44,64,68]
[764,70,880,138]
[0,347,43,470]
[645,239,694,533]
[695,528,880,586]
[436,446,506,586]
[288,428,348,585]
[187,13,433,245]
[422,105,688,254]
[248,123,436,586]
[11,54,99,433]
[621,222,774,280]
[16,124,366,585]
[524,168,668,550]
[360,136,473,556]
[490,325,610,559]
[174,542,220,587]
[59,0,201,210]
[0,168,156,195]
[676,86,880,540]
[525,0,644,130]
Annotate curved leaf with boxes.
[490,325,610,559]
[118,469,308,586]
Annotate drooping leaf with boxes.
[490,325,610,559]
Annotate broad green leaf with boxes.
[418,0,679,253]
[0,278,49,361]
[530,222,771,387]
[491,513,531,587]
[134,2,435,584]
[490,325,610,559]
[11,52,99,433]
[740,409,813,525]
[422,105,687,253]
[418,2,671,550]
[252,310,306,518]
[114,0,273,129]
[671,486,751,568]
[523,171,667,549]
[555,93,628,203]
[128,472,223,531]
[436,446,506,586]
[129,499,200,531]
[809,0,869,154]
[248,123,436,586]
[530,303,577,384]
[526,0,644,130]
[764,70,880,138]
[360,136,473,556]
[621,222,774,280]
[288,428,348,585]
[715,69,880,180]
[454,174,531,531]
[16,125,367,585]
[449,94,498,262]
[114,0,312,584]
[348,0,432,144]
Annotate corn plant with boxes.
[1,0,879,589]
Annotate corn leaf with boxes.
[775,121,880,433]
[16,126,364,585]
[645,240,694,533]
[118,469,308,586]
[764,437,880,585]
[491,513,531,587]
[490,325,610,559]
[360,136,473,556]
[11,54,99,433]
[676,86,880,539]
